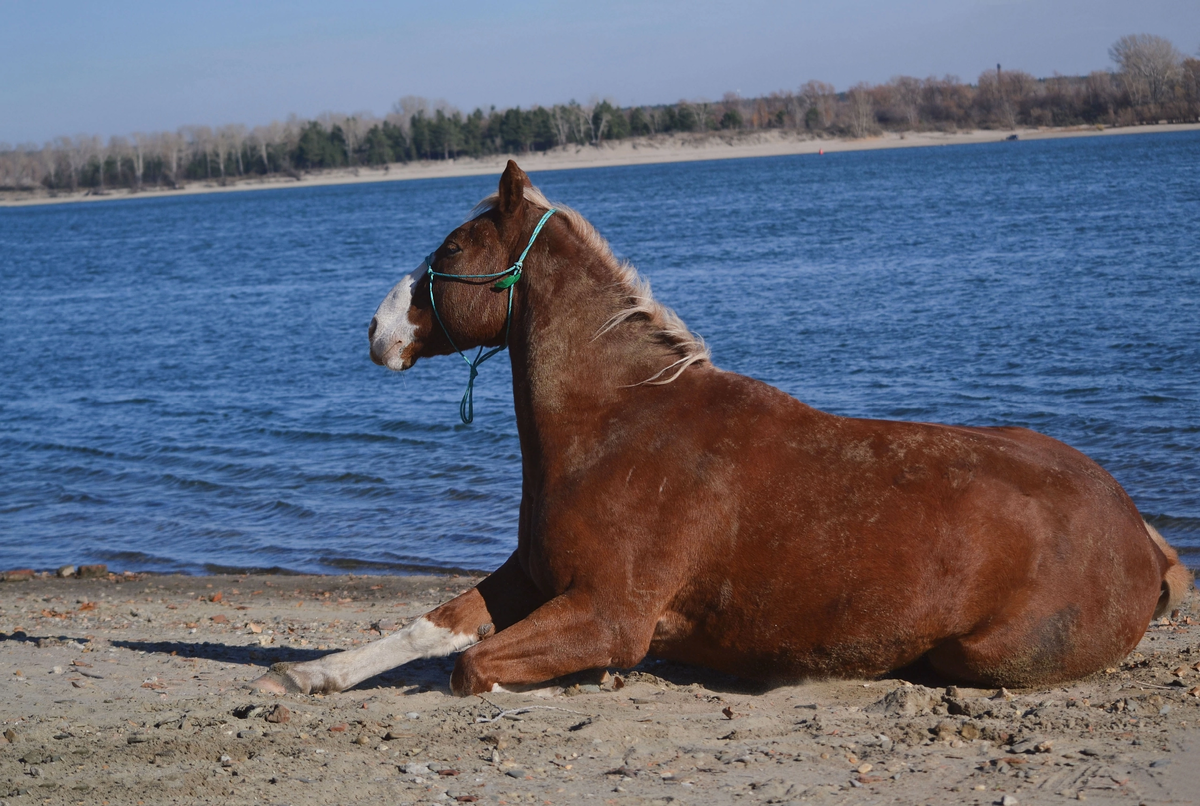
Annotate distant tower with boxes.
[997,63,1002,82]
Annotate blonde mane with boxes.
[471,187,711,385]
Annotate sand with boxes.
[2,571,1198,805]
[4,123,1199,209]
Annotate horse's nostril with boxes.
[368,317,378,340]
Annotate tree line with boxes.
[2,34,1197,194]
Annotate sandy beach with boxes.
[2,571,1198,805]
[4,123,1199,209]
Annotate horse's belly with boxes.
[651,512,1162,684]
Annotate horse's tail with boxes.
[1145,520,1192,619]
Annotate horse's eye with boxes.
[444,242,461,255]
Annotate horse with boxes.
[250,160,1190,697]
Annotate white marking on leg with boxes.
[285,616,477,693]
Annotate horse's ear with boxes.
[498,160,530,217]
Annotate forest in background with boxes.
[2,34,1198,194]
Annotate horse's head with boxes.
[368,160,541,371]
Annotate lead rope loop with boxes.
[425,208,557,424]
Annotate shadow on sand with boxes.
[3,630,933,696]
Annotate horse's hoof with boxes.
[247,663,307,695]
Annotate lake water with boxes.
[2,131,1198,576]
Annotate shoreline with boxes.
[1,572,1198,804]
[4,122,1198,209]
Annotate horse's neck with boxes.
[507,251,684,459]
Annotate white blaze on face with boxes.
[370,266,424,371]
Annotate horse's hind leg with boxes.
[924,600,1148,688]
[248,554,545,695]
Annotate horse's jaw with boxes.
[369,269,422,372]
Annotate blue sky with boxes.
[2,0,1197,144]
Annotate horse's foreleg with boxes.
[450,591,654,696]
[248,555,544,695]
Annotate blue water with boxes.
[2,131,1198,575]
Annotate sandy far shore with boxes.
[2,571,1199,805]
[3,122,1198,209]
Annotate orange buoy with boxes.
[819,148,824,155]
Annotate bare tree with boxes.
[178,126,209,178]
[279,116,302,174]
[564,101,594,143]
[768,90,804,129]
[271,119,295,170]
[20,145,43,188]
[212,127,232,181]
[196,126,218,179]
[550,105,573,145]
[888,76,922,128]
[800,81,837,128]
[779,90,810,130]
[218,124,247,175]
[644,106,662,134]
[921,75,973,127]
[129,133,150,189]
[1181,56,1200,119]
[975,69,1037,128]
[393,96,430,129]
[591,97,614,143]
[130,131,147,189]
[87,135,107,189]
[3,145,43,190]
[0,146,26,190]
[39,143,59,188]
[158,130,185,187]
[383,108,408,132]
[250,125,273,173]
[846,84,877,138]
[58,135,86,189]
[1110,34,1184,106]
[112,137,133,188]
[112,135,133,187]
[315,111,338,134]
[341,113,374,165]
[0,144,22,189]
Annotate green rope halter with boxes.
[425,208,557,424]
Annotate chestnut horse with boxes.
[251,161,1189,697]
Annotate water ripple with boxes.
[2,131,1197,573]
